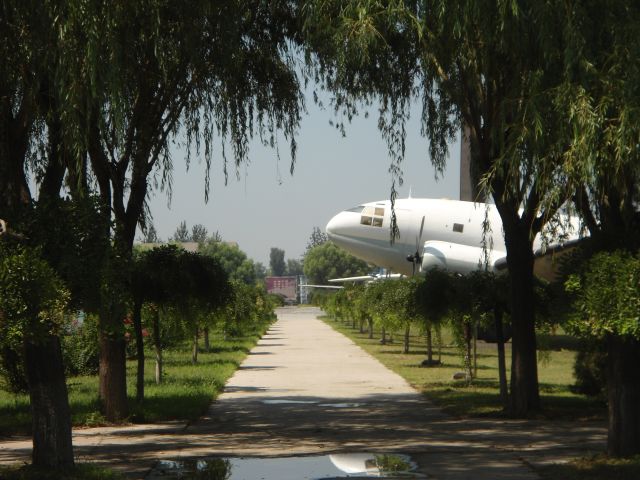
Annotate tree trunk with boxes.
[494,307,509,408]
[192,327,199,364]
[494,207,540,417]
[132,300,144,403]
[464,322,473,379]
[98,236,131,422]
[504,227,540,415]
[426,326,433,363]
[98,331,128,422]
[203,327,210,352]
[153,308,163,384]
[380,327,387,345]
[368,318,374,339]
[606,335,640,457]
[23,335,74,468]
[473,321,478,379]
[403,324,410,354]
[359,318,365,334]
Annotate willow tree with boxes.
[0,1,41,217]
[303,0,581,415]
[558,2,640,457]
[57,0,302,420]
[0,1,97,469]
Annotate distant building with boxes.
[266,276,298,304]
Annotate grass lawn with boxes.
[0,464,124,480]
[538,455,640,480]
[323,317,605,420]
[0,323,270,436]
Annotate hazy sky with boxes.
[146,93,461,266]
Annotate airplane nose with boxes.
[326,214,339,238]
[326,210,359,242]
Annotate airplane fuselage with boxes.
[326,198,579,278]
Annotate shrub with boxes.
[61,313,100,376]
[572,340,607,398]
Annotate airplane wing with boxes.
[328,273,405,283]
[328,275,377,283]
[299,284,344,289]
[531,237,582,281]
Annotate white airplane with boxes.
[326,198,582,280]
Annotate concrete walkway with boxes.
[0,307,606,479]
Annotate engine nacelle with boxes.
[421,241,506,275]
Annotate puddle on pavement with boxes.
[260,400,364,408]
[150,453,426,479]
[261,399,317,405]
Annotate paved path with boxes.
[0,307,606,479]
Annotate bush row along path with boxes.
[0,307,606,479]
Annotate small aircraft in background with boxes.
[326,197,582,281]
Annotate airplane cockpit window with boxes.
[346,206,365,213]
[360,206,385,227]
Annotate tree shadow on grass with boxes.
[425,385,507,417]
[0,402,31,435]
[537,334,582,352]
[130,391,213,423]
[538,455,640,480]
[207,345,250,354]
[166,358,240,368]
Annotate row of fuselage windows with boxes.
[349,205,465,233]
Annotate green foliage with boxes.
[374,454,411,473]
[133,245,229,310]
[303,242,369,284]
[306,226,328,253]
[0,344,28,394]
[143,224,160,243]
[0,244,70,393]
[566,251,640,340]
[286,258,304,276]
[202,281,276,340]
[26,197,110,314]
[199,240,257,285]
[191,224,208,244]
[324,288,351,321]
[61,314,100,376]
[0,245,70,346]
[269,248,286,276]
[371,279,421,333]
[417,269,456,325]
[176,251,230,311]
[173,221,190,242]
[571,341,607,399]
